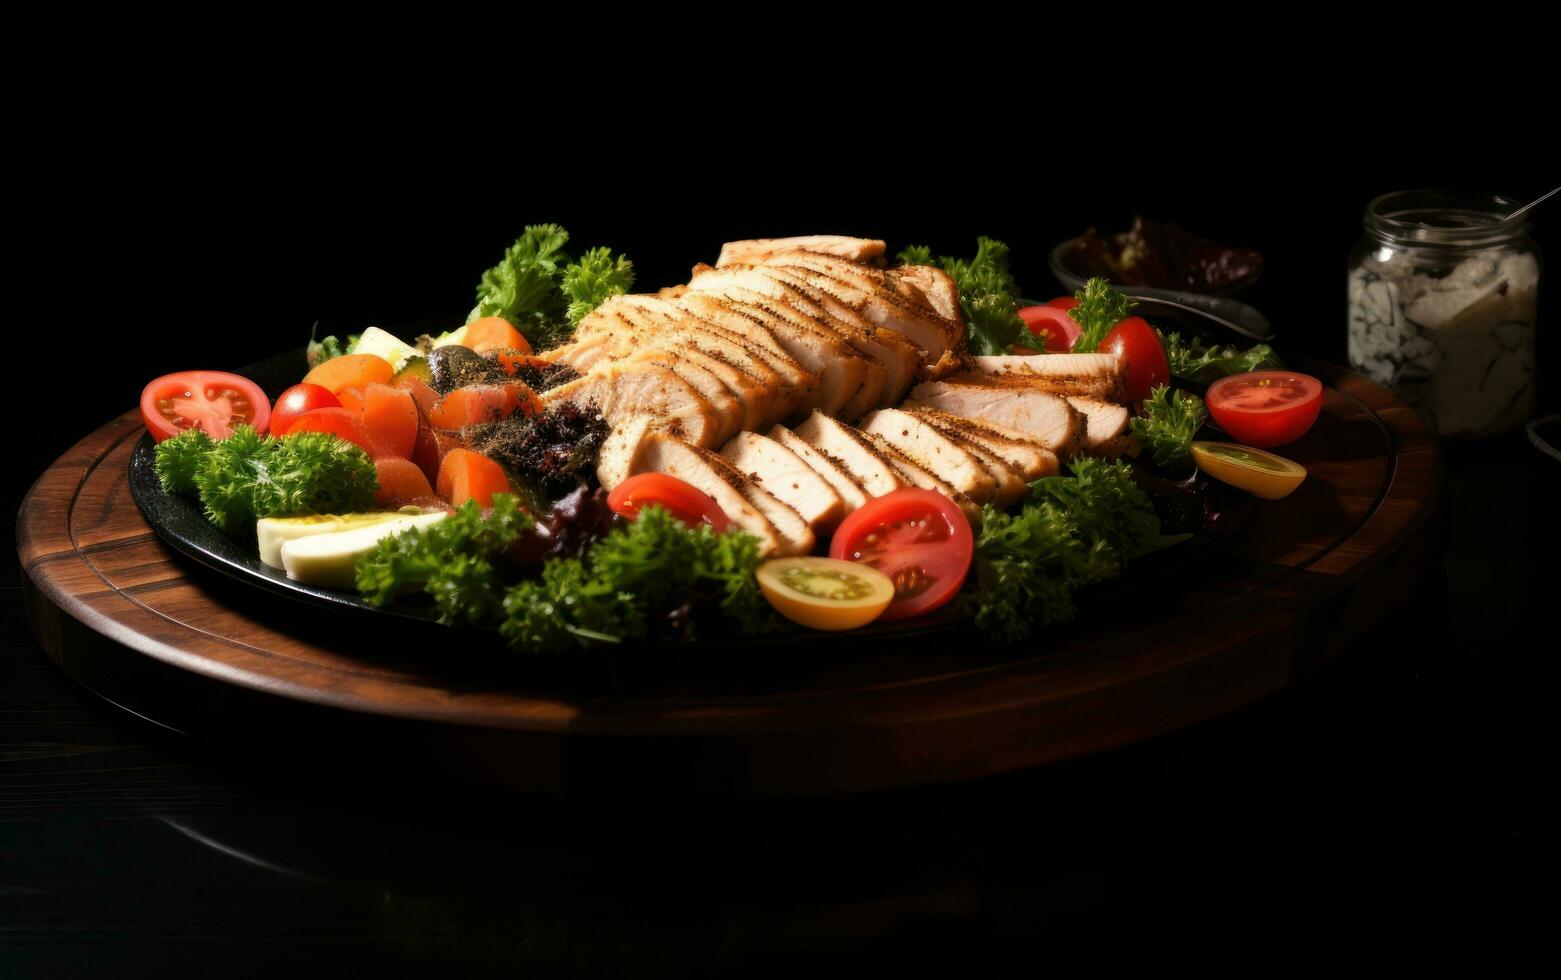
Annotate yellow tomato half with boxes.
[1191,441,1307,500]
[756,557,896,631]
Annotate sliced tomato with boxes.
[828,488,973,621]
[1046,296,1079,311]
[140,371,271,442]
[756,557,896,631]
[285,407,376,457]
[1098,316,1170,405]
[1018,305,1082,352]
[1205,371,1323,448]
[1191,441,1307,499]
[607,473,731,532]
[269,383,340,436]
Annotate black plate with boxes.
[129,348,1252,648]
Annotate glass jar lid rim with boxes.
[1365,188,1530,245]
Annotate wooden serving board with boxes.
[17,362,1441,798]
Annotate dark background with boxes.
[5,118,1558,973]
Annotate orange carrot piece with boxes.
[463,317,533,355]
[392,373,439,417]
[436,449,512,508]
[335,385,367,414]
[359,384,419,460]
[302,354,395,395]
[372,456,435,508]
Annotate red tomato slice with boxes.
[269,383,340,436]
[1046,296,1080,311]
[1017,305,1082,352]
[1205,371,1323,448]
[828,488,973,621]
[607,473,731,532]
[1098,316,1170,404]
[285,407,377,457]
[140,371,272,442]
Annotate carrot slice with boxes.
[463,317,533,355]
[286,407,376,457]
[359,384,419,460]
[437,448,512,508]
[303,354,395,395]
[428,383,542,429]
[372,456,435,508]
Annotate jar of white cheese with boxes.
[1348,190,1540,438]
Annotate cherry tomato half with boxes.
[1046,296,1080,311]
[140,370,271,442]
[1098,316,1170,405]
[1018,305,1082,352]
[270,383,341,436]
[608,473,732,532]
[1205,371,1323,448]
[828,488,973,621]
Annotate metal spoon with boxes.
[1504,185,1559,223]
[1122,293,1276,343]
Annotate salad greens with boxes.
[355,499,776,653]
[1159,330,1284,383]
[1130,384,1207,471]
[1068,278,1138,353]
[896,237,1043,356]
[470,224,634,350]
[967,458,1172,642]
[155,425,379,535]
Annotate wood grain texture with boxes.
[16,362,1442,798]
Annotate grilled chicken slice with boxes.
[595,415,653,490]
[863,433,982,524]
[672,292,822,413]
[687,266,889,418]
[545,360,719,449]
[606,349,741,447]
[757,252,963,365]
[905,381,1083,455]
[1066,397,1131,453]
[963,352,1127,401]
[792,410,905,498]
[905,409,1061,482]
[717,235,887,267]
[721,431,844,533]
[858,408,998,503]
[767,425,873,515]
[866,409,1029,506]
[689,284,870,418]
[888,264,962,324]
[630,434,812,557]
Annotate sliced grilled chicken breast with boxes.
[1066,397,1131,453]
[545,361,719,448]
[721,431,844,532]
[792,411,905,498]
[758,252,963,364]
[595,415,653,490]
[963,352,1127,401]
[863,433,982,524]
[617,350,742,447]
[630,434,812,557]
[699,286,869,418]
[673,293,822,410]
[904,381,1083,455]
[717,236,887,267]
[858,408,998,503]
[767,425,873,515]
[888,264,963,324]
[905,409,1061,482]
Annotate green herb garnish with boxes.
[1130,384,1208,471]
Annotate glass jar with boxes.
[1347,189,1541,438]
